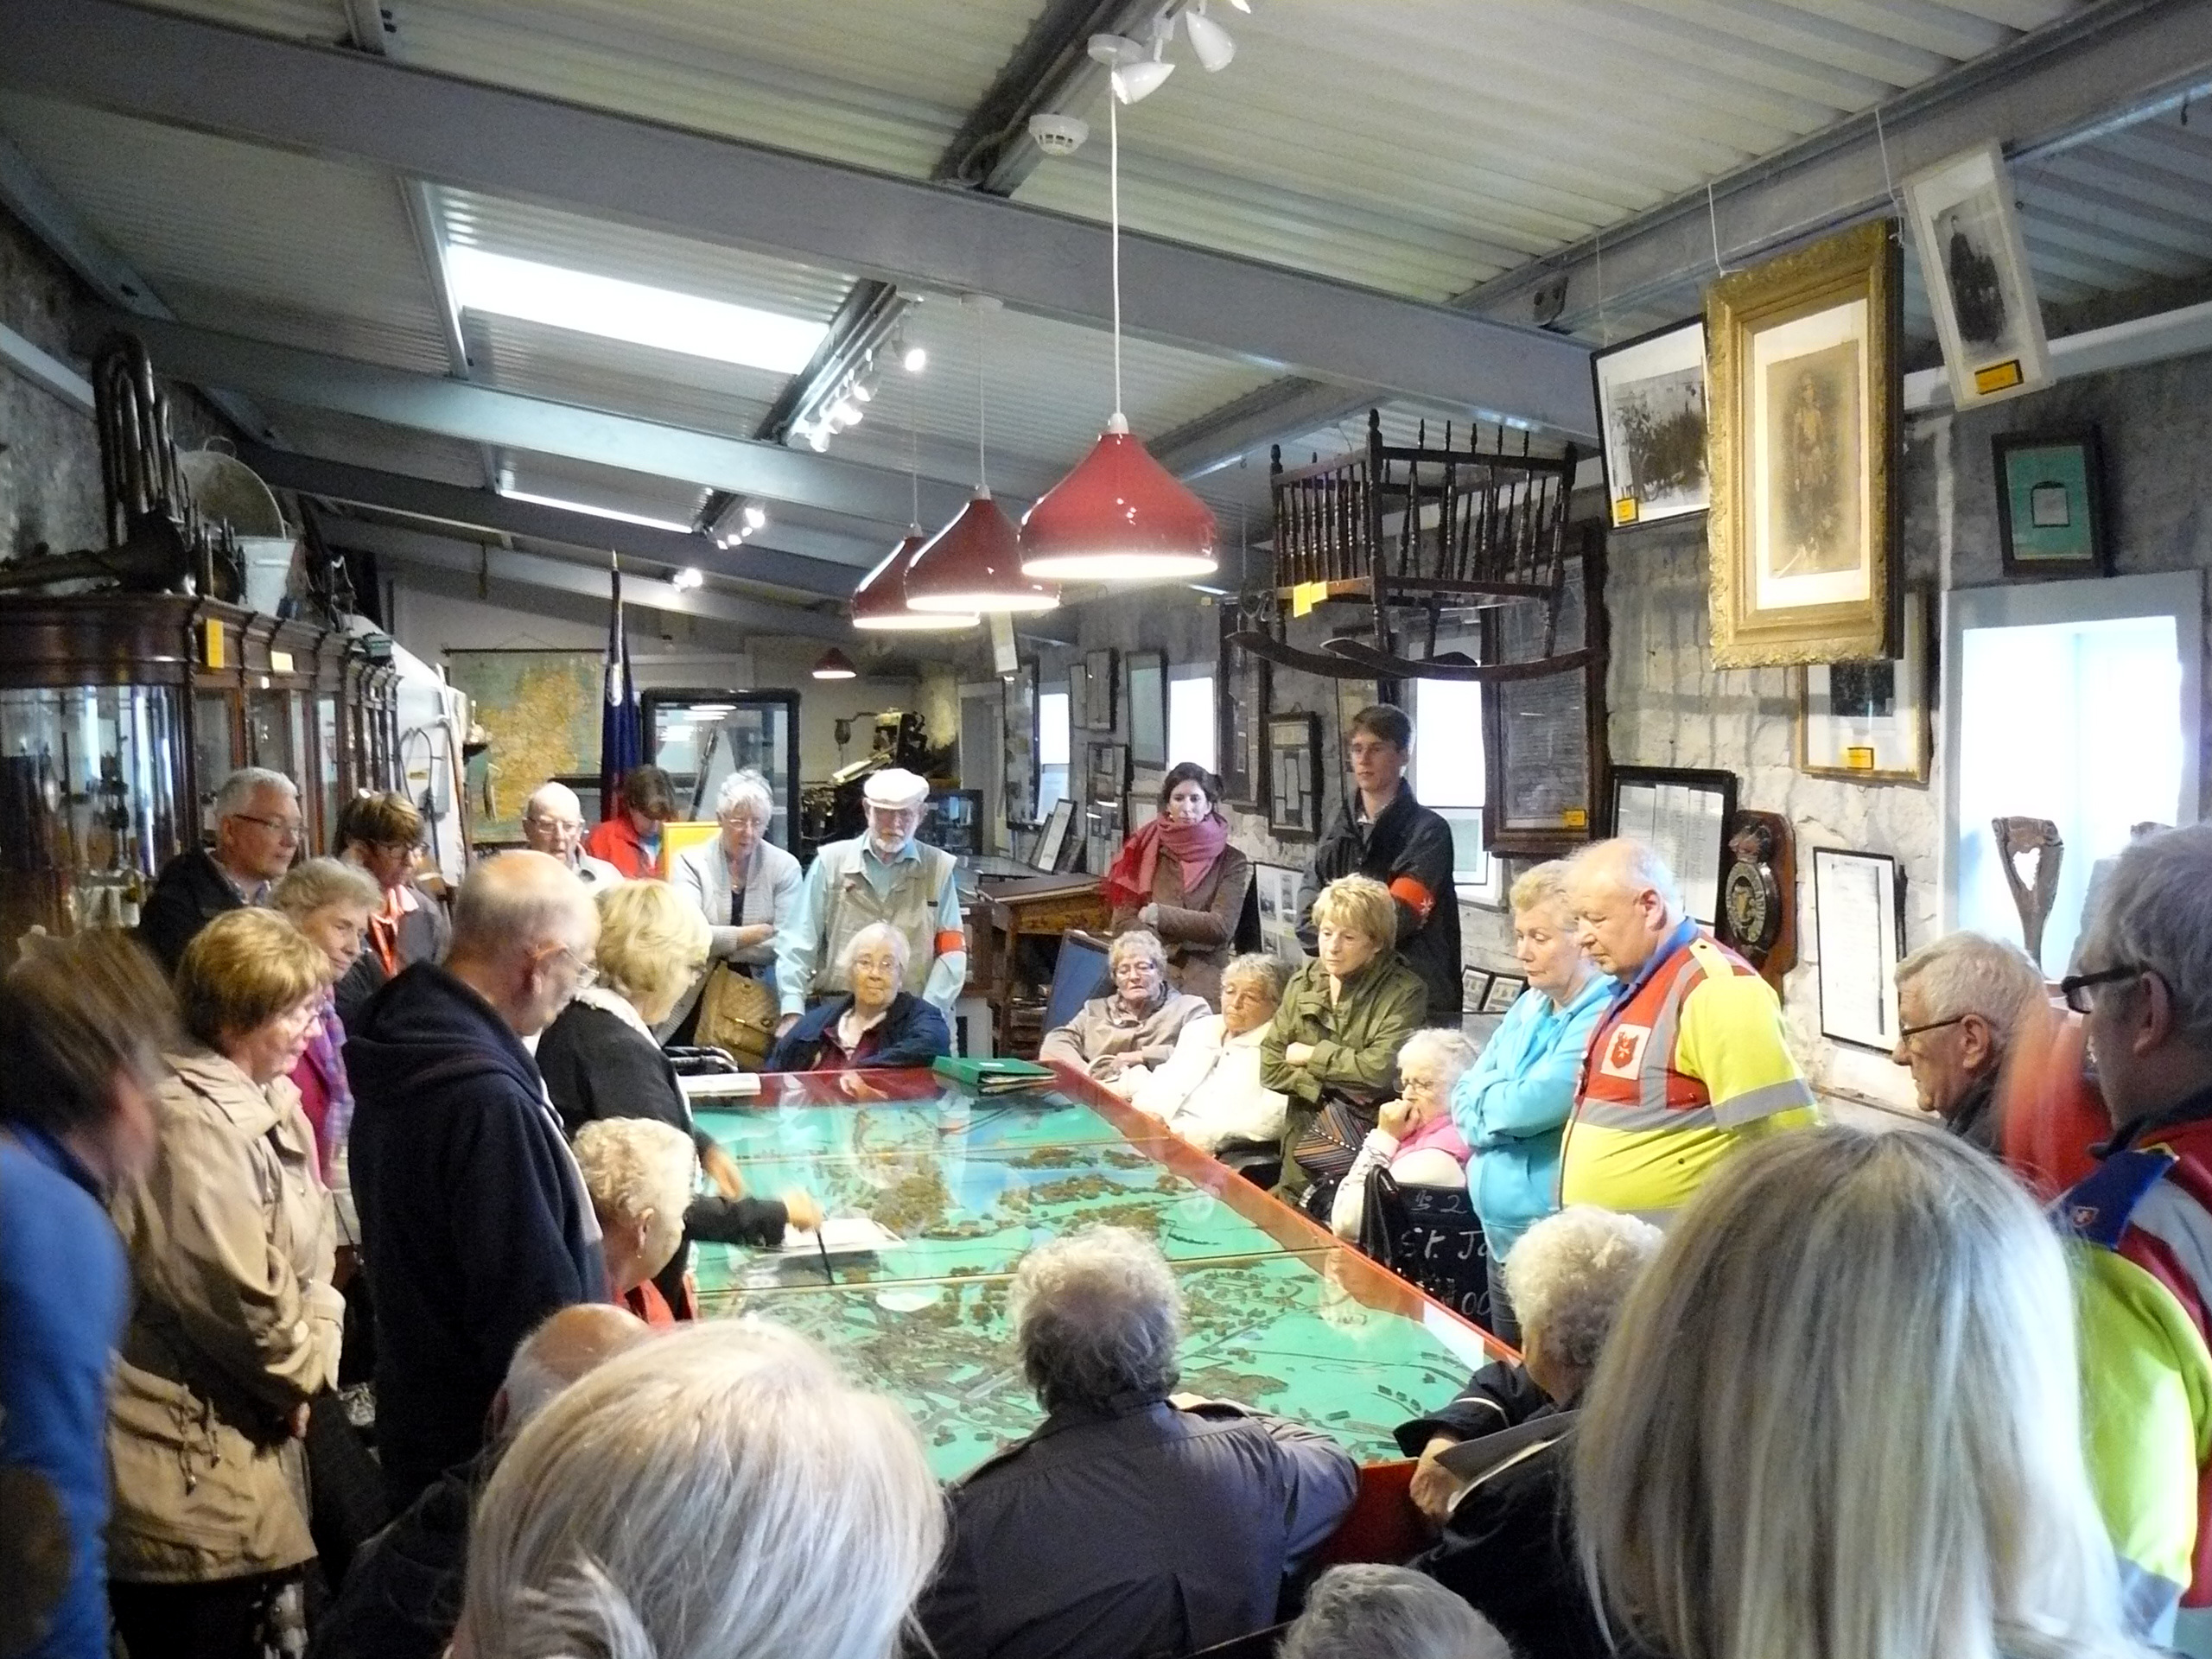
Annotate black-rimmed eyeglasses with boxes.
[234,813,305,841]
[2059,964,2144,1014]
[1895,1014,1967,1043]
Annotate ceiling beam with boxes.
[90,312,986,530]
[236,444,865,599]
[333,518,855,642]
[0,0,1597,439]
[934,0,1147,195]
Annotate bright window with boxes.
[1408,674,1495,900]
[1038,688,1071,818]
[1167,671,1217,776]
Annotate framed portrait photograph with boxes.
[1993,429,2107,577]
[1796,586,1931,783]
[1084,647,1119,729]
[1125,651,1166,769]
[1592,317,1709,529]
[1904,141,2051,410]
[1267,712,1325,841]
[1706,219,1900,667]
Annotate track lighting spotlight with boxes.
[742,503,767,531]
[671,566,703,590]
[903,345,927,373]
[1185,4,1236,71]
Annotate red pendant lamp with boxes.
[905,295,1060,614]
[851,526,976,631]
[1020,94,1217,582]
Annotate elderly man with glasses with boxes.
[2056,823,2212,1656]
[137,766,303,973]
[1888,931,2047,1154]
[519,781,623,887]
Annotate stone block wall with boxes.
[0,206,103,560]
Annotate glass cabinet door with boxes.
[645,692,800,849]
[194,689,244,836]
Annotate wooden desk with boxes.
[966,872,1109,1058]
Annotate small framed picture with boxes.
[1088,741,1128,804]
[1903,141,2051,410]
[1267,713,1324,841]
[1796,586,1931,784]
[1591,317,1709,530]
[1068,660,1090,734]
[1480,974,1527,1015]
[1034,797,1076,873]
[1993,429,2107,577]
[1084,648,1119,729]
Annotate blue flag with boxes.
[599,555,639,819]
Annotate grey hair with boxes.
[715,768,775,822]
[451,851,594,963]
[1223,952,1288,1003]
[1894,931,2046,1051]
[1011,1225,1181,1412]
[835,919,911,986]
[2076,822,2212,1047]
[1397,1027,1478,1092]
[272,855,380,918]
[1281,1565,1513,1659]
[1503,1206,1662,1378]
[212,766,296,820]
[524,780,582,823]
[456,1319,944,1659]
[572,1117,696,1278]
[500,1306,657,1433]
[1573,1126,2139,1659]
[1569,836,1682,914]
[1108,928,1170,976]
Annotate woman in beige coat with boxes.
[108,907,345,1659]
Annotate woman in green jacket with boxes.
[1262,874,1428,1214]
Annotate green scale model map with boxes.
[690,1084,1494,1478]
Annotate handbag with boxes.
[693,963,778,1071]
[1290,1096,1376,1196]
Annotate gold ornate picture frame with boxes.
[1706,219,1900,667]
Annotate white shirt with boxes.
[1128,1014,1288,1154]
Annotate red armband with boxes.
[1388,875,1436,923]
[933,929,967,957]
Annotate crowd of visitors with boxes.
[5,744,2209,1659]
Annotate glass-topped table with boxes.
[690,1067,1508,1480]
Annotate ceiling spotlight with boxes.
[1090,29,1171,100]
[903,345,927,373]
[806,427,830,452]
[671,566,704,590]
[1185,5,1236,71]
[1224,0,1249,10]
[830,397,863,425]
[810,647,859,680]
[851,381,874,404]
[742,503,767,531]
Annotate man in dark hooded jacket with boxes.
[346,852,606,1510]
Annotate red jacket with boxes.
[583,815,664,880]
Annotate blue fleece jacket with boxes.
[765,990,951,1072]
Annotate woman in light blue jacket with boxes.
[1452,861,1611,1345]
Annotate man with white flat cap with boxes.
[773,768,967,1036]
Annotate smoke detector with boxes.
[1027,112,1090,156]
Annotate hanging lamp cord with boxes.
[976,296,990,494]
[1110,96,1125,423]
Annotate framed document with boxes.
[1484,537,1606,855]
[1125,651,1167,769]
[1993,429,2107,578]
[1706,219,1900,666]
[1217,609,1271,807]
[1067,660,1090,736]
[1812,847,1904,1052]
[1267,713,1325,841]
[1002,659,1039,826]
[1084,648,1119,729]
[1034,797,1076,874]
[1607,765,1737,927]
[1592,317,1709,529]
[1797,585,1930,783]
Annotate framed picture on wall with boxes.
[1125,651,1166,768]
[1592,317,1709,530]
[1002,660,1039,827]
[1705,219,1900,666]
[1267,713,1324,841]
[1068,659,1090,735]
[1217,612,1271,807]
[1084,800,1123,878]
[1993,429,2107,577]
[1903,141,2051,410]
[1084,648,1119,729]
[1607,764,1737,927]
[1797,586,1931,783]
[1088,741,1128,804]
[1484,533,1607,855]
[1812,847,1904,1052]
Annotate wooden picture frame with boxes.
[1904,141,2051,410]
[1067,660,1090,736]
[1483,531,1609,855]
[1993,429,2107,578]
[1034,797,1076,874]
[1811,847,1904,1052]
[1796,585,1932,783]
[1592,317,1709,529]
[1607,764,1738,927]
[1706,219,1901,666]
[1217,610,1271,807]
[1125,650,1166,769]
[1267,712,1325,841]
[1002,659,1039,827]
[1084,647,1119,730]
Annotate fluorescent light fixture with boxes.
[903,346,927,373]
[448,245,829,373]
[498,486,695,535]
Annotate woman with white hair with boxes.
[1401,1206,1664,1659]
[670,769,803,1007]
[1281,1565,1510,1659]
[1331,1027,1478,1241]
[763,919,952,1076]
[1130,953,1291,1154]
[1039,928,1211,1095]
[1449,859,1611,1344]
[451,1319,944,1659]
[1574,1125,2154,1659]
[571,1117,699,1325]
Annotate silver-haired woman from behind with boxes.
[452,1319,943,1659]
[1575,1124,2158,1659]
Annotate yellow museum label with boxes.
[201,617,226,670]
[270,649,294,674]
[1845,745,1877,770]
[1612,496,1640,526]
[1974,359,2024,394]
[1291,581,1328,619]
[1563,808,1589,830]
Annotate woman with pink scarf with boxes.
[1102,762,1253,1008]
[1332,1027,1478,1241]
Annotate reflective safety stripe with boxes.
[1716,1076,1820,1127]
[1570,1099,1719,1134]
[1388,874,1435,922]
[1640,951,1697,1115]
[2116,1555,2184,1648]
